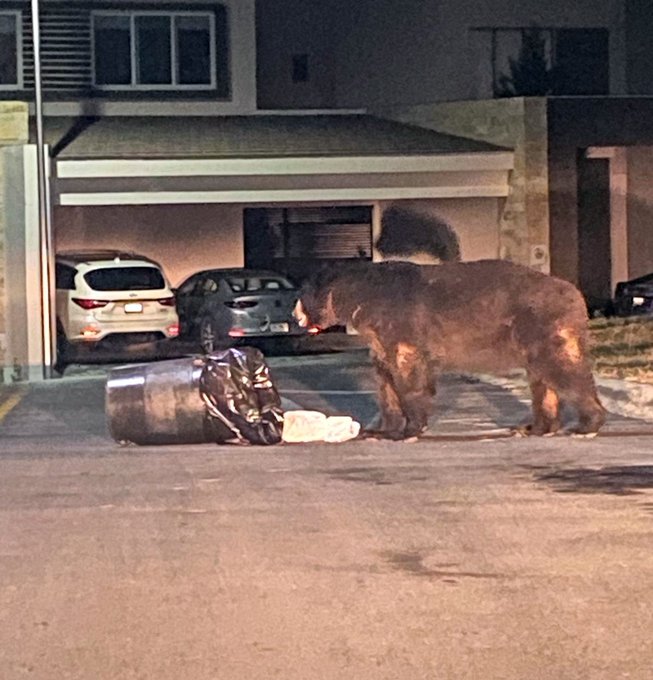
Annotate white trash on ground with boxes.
[282,410,361,443]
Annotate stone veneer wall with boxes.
[0,102,29,382]
[375,98,550,271]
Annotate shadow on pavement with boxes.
[527,464,653,495]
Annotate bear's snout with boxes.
[294,299,309,327]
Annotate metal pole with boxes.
[31,0,55,379]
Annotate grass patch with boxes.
[589,316,653,381]
[591,342,653,357]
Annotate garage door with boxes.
[244,206,373,283]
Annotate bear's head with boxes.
[294,280,339,330]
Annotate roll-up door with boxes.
[244,206,372,282]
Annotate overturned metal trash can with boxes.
[106,348,284,446]
[106,357,217,445]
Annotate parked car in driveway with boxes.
[55,250,179,367]
[613,272,653,317]
[175,268,316,353]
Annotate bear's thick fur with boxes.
[295,259,606,439]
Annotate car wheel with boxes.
[199,316,227,354]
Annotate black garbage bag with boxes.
[198,346,284,445]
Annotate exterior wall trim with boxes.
[59,184,510,205]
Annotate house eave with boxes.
[54,150,513,206]
[56,152,514,179]
[58,185,510,206]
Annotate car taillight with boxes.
[167,323,180,337]
[307,325,321,335]
[225,300,258,309]
[72,298,109,310]
[81,325,102,338]
[158,297,176,307]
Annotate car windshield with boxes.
[226,275,295,292]
[84,266,166,291]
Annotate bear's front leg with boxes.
[365,356,407,440]
[366,343,435,440]
[392,342,435,439]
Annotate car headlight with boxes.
[632,296,646,306]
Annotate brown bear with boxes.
[294,259,606,440]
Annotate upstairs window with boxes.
[92,11,217,90]
[0,12,21,89]
[471,27,609,98]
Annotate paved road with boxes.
[1,350,653,679]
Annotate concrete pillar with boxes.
[610,148,628,290]
[586,146,629,294]
[0,102,30,383]
[371,201,382,262]
[1,145,44,382]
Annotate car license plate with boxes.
[270,322,289,333]
[124,302,143,314]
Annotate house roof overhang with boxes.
[43,114,514,206]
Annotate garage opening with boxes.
[244,206,373,283]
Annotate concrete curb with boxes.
[475,372,653,424]
[595,377,653,423]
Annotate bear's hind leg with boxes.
[520,376,561,436]
[534,363,605,436]
[565,373,606,436]
[522,325,606,437]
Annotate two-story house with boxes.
[261,0,653,311]
[1,0,515,380]
[3,0,653,379]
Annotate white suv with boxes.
[55,250,179,363]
